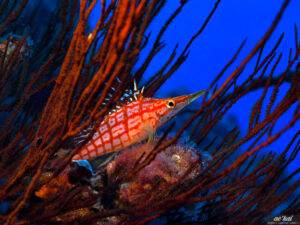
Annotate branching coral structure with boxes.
[0,0,299,224]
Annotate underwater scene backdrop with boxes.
[0,0,299,224]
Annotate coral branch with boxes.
[0,0,299,224]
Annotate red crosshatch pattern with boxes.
[72,98,166,161]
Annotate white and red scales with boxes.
[72,84,206,161]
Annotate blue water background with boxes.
[90,0,300,176]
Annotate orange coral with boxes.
[35,171,72,200]
[0,0,299,224]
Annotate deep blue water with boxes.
[91,0,300,177]
[0,0,299,222]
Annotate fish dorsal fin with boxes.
[121,79,144,101]
[100,77,121,107]
[72,80,144,144]
[104,79,144,118]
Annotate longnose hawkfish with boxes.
[72,82,206,161]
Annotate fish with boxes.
[0,34,33,62]
[72,81,206,161]
[35,84,205,199]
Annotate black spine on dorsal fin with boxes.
[67,123,95,148]
[118,79,144,104]
[104,80,145,116]
[100,77,121,107]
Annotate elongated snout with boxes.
[172,89,206,110]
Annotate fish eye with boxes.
[166,99,175,109]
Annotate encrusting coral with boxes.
[106,138,210,208]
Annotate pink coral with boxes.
[106,138,209,207]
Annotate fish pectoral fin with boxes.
[147,126,156,144]
[97,152,117,168]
